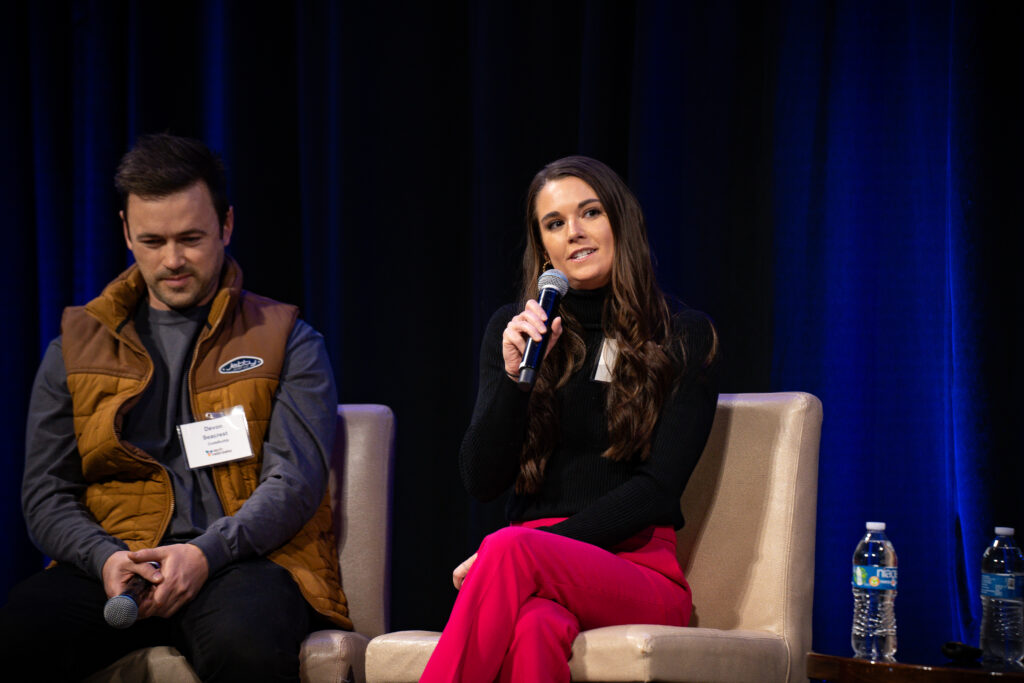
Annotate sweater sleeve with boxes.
[458,304,531,502]
[540,311,720,549]
[22,338,129,578]
[189,319,337,573]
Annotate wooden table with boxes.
[807,652,1024,682]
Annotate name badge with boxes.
[593,337,619,383]
[177,405,254,469]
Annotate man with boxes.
[0,134,349,681]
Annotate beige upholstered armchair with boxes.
[365,392,822,683]
[85,403,396,683]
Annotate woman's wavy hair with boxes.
[515,155,681,494]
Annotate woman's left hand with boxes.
[452,552,478,590]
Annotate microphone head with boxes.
[537,269,569,296]
[104,594,139,629]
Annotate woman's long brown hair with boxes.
[515,156,684,495]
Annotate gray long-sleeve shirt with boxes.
[22,310,337,579]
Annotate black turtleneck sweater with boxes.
[459,287,719,550]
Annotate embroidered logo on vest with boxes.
[218,356,265,374]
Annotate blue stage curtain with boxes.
[1,0,1020,661]
[772,1,1023,657]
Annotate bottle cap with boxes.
[995,527,1015,536]
[866,521,886,531]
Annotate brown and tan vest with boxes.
[60,258,350,628]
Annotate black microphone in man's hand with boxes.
[103,568,156,629]
[517,269,570,390]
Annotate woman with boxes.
[421,156,719,682]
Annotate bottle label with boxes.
[981,572,1023,600]
[852,565,897,590]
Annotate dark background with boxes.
[2,0,1021,664]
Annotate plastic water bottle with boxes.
[980,527,1024,670]
[851,521,898,661]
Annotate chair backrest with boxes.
[677,393,822,646]
[328,404,396,638]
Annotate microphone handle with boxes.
[103,563,158,628]
[122,572,152,600]
[517,287,563,390]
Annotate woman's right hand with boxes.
[501,299,563,380]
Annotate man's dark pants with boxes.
[0,557,321,682]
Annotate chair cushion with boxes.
[365,630,441,683]
[82,646,200,683]
[364,627,788,683]
[86,632,369,683]
[569,625,789,682]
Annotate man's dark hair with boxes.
[115,133,229,229]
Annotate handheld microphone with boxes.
[103,564,157,629]
[517,269,570,390]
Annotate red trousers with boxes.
[420,519,691,683]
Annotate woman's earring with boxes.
[542,255,552,271]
